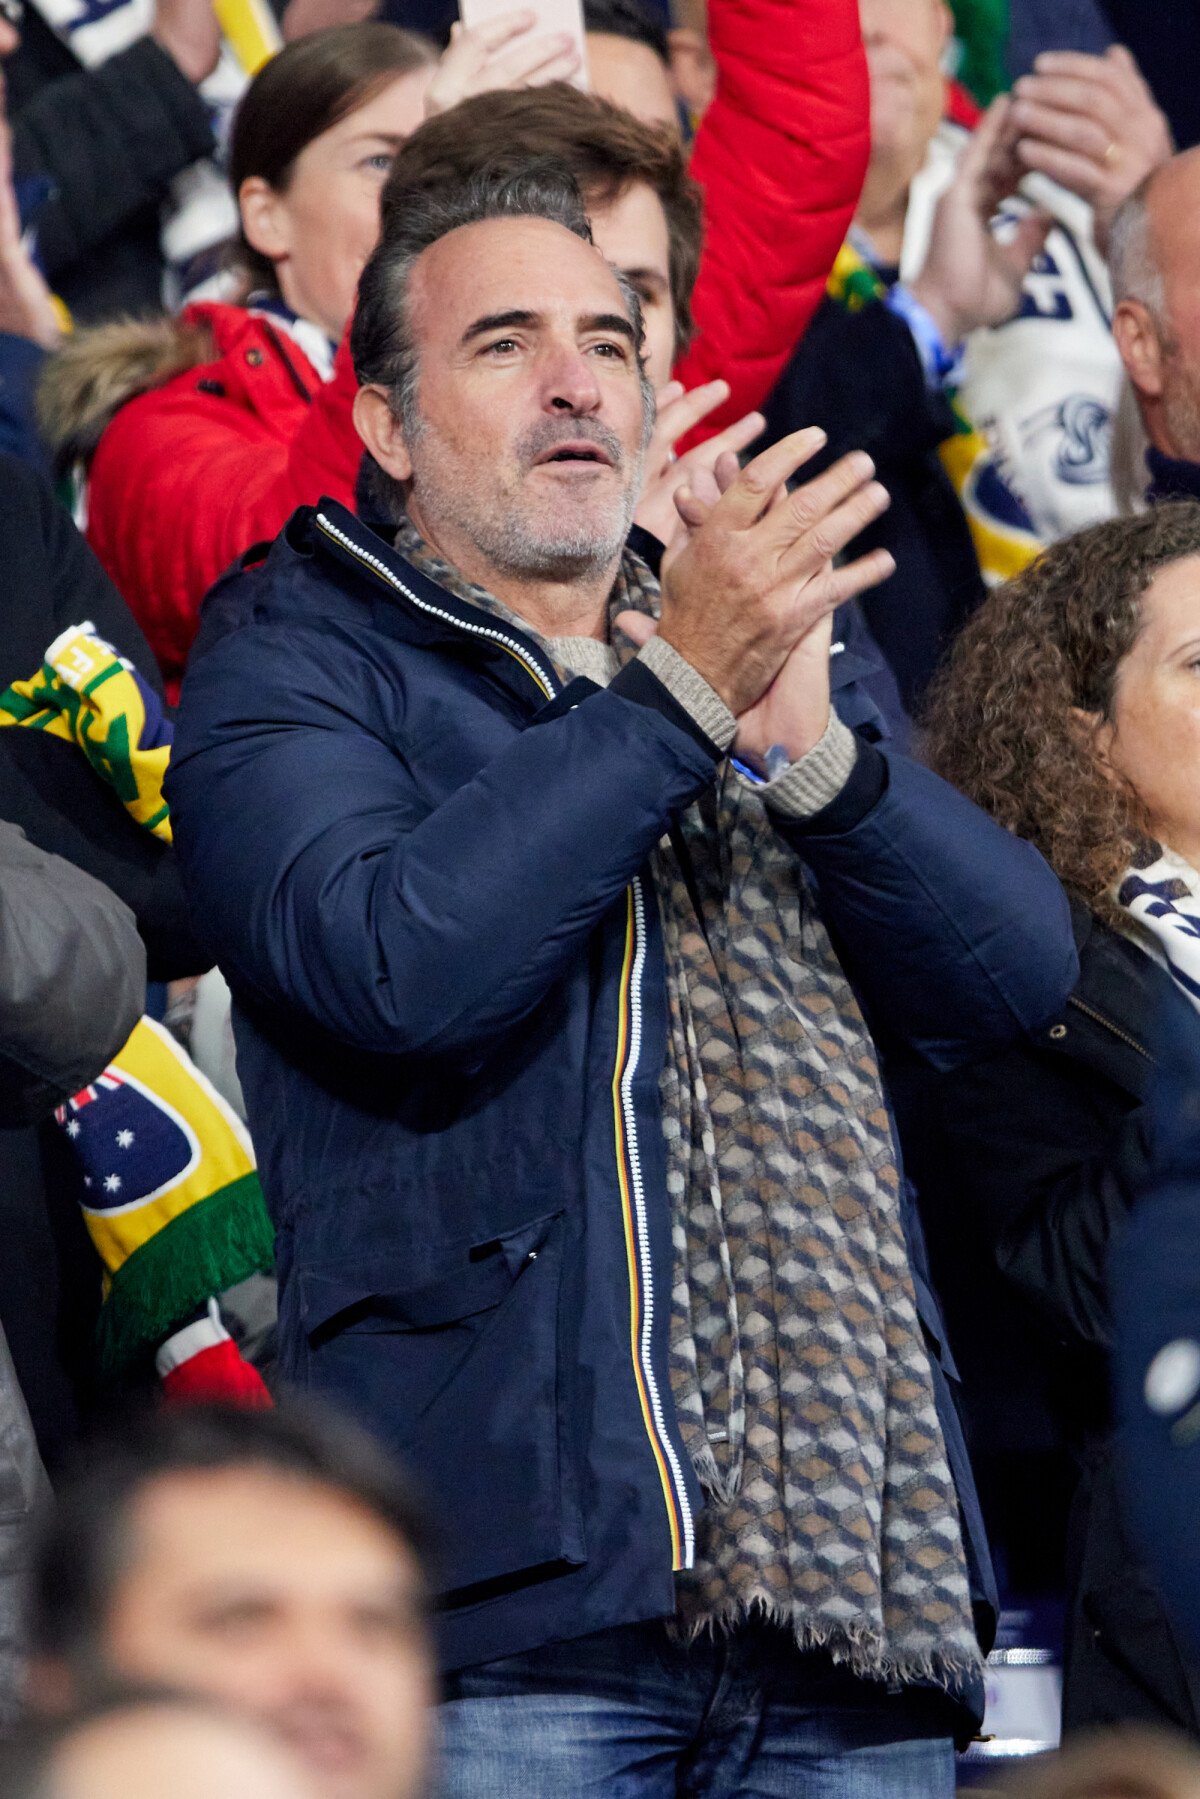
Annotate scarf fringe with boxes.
[96,1173,275,1380]
[677,1593,984,1690]
[689,1440,741,1507]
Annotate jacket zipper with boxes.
[315,512,557,699]
[1066,993,1153,1061]
[617,877,695,1569]
[314,509,696,1571]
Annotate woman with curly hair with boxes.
[909,500,1200,1740]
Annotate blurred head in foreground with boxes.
[1001,1727,1200,1799]
[0,1691,319,1799]
[25,1401,436,1799]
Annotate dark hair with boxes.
[354,159,631,403]
[583,0,670,65]
[228,22,437,292]
[27,1399,433,1670]
[382,84,702,353]
[923,502,1200,925]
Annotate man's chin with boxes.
[496,502,632,579]
[268,1713,379,1799]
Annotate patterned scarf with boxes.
[394,520,980,1685]
[1117,846,1200,1013]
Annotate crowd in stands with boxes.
[6,0,1200,1792]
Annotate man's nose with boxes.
[541,345,602,415]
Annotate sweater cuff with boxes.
[637,636,737,753]
[760,712,860,819]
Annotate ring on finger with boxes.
[1103,139,1120,166]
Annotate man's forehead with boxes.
[410,216,629,340]
[1150,154,1200,263]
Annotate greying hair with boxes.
[352,161,650,432]
[1109,173,1166,316]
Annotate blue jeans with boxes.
[438,1618,958,1797]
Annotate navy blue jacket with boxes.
[166,500,1078,1714]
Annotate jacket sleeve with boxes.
[673,0,870,438]
[0,820,144,1124]
[904,1040,1156,1347]
[776,747,1080,1069]
[166,621,723,1059]
[85,345,362,684]
[11,37,213,285]
[1113,1176,1200,1668]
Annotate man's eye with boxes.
[483,338,519,355]
[590,341,627,359]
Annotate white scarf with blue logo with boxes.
[1117,847,1200,1012]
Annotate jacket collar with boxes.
[1145,445,1200,506]
[303,499,562,711]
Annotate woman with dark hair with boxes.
[39,23,436,700]
[39,16,576,700]
[910,501,1200,1738]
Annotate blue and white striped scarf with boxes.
[1118,847,1200,1011]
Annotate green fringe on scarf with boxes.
[97,1173,275,1380]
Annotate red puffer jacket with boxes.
[80,304,361,702]
[676,0,870,439]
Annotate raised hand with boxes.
[634,377,764,558]
[424,11,581,118]
[1008,45,1172,250]
[150,0,220,85]
[638,429,891,718]
[0,105,61,350]
[909,95,1053,347]
[281,0,379,41]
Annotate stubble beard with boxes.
[1160,341,1200,465]
[405,417,645,585]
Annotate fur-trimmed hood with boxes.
[37,308,219,469]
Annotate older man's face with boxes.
[394,216,651,587]
[1146,162,1200,461]
[858,0,950,178]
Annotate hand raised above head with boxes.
[909,95,1053,346]
[1009,45,1172,250]
[150,0,221,85]
[654,428,893,718]
[0,103,61,351]
[424,11,581,118]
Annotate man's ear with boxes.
[1114,299,1166,401]
[238,177,291,265]
[353,385,414,483]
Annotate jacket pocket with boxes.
[298,1209,585,1597]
